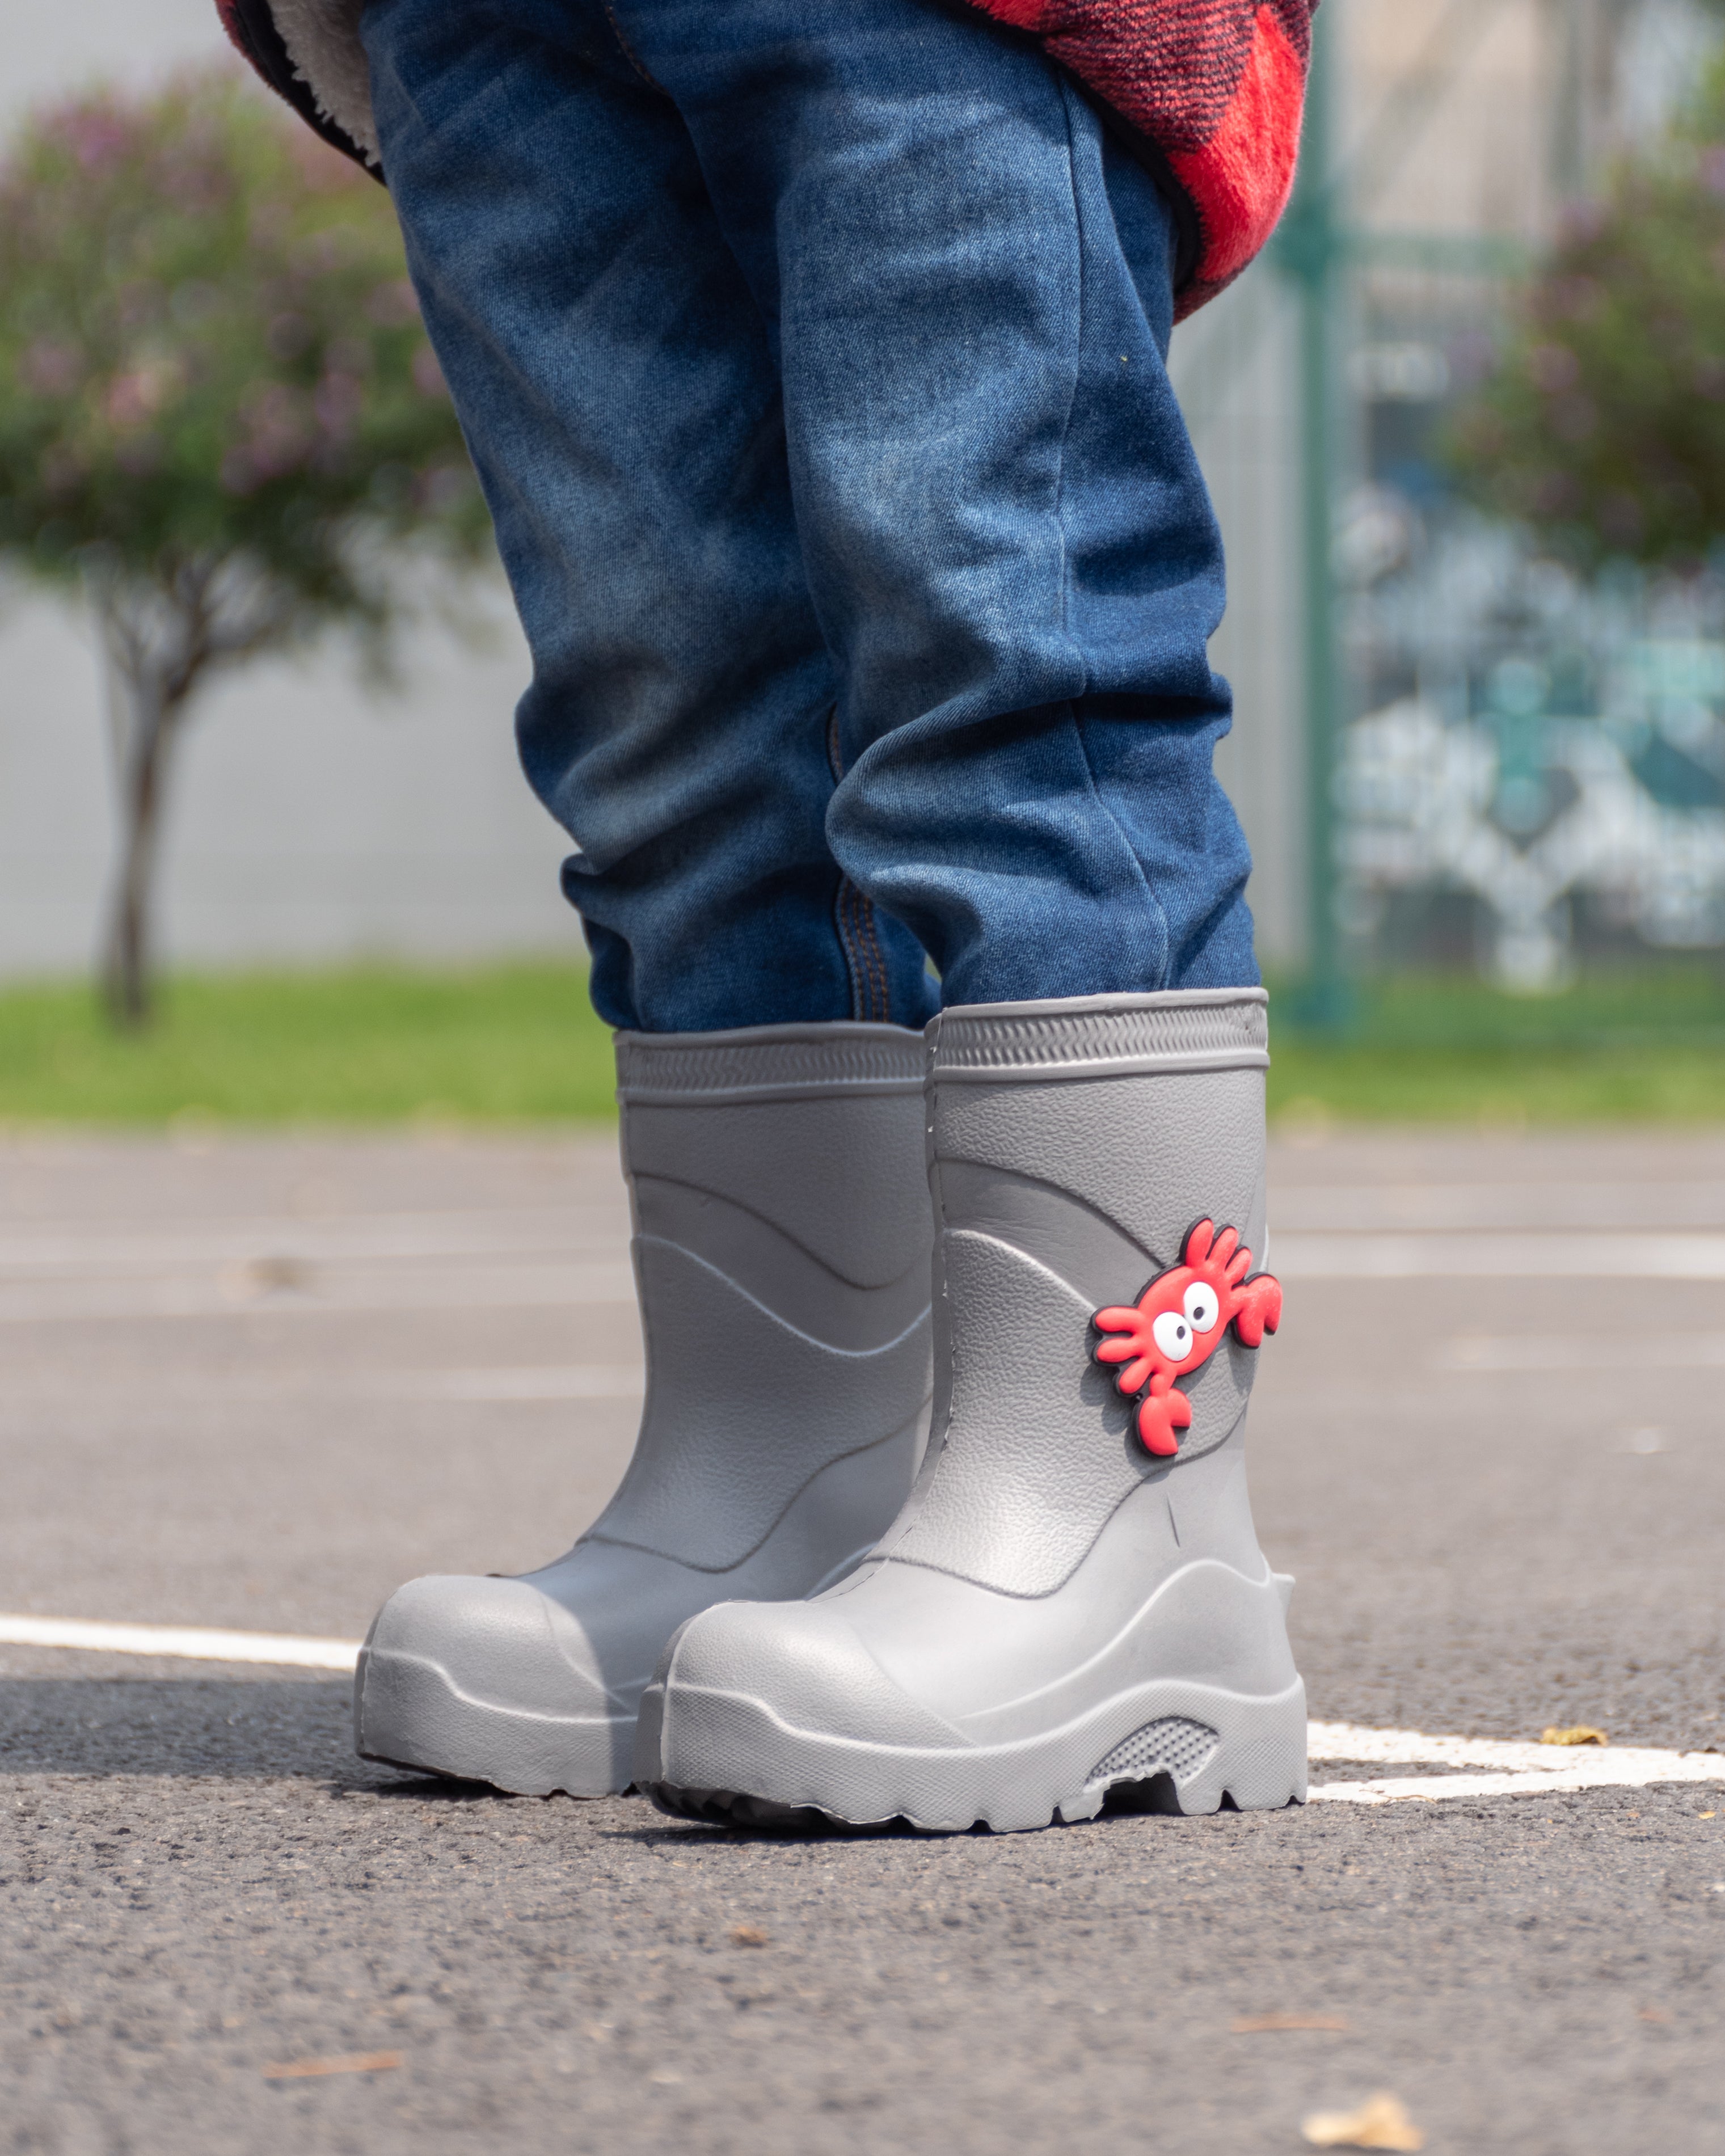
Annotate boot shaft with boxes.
[636,993,1305,1832]
[595,1023,934,1569]
[878,990,1274,1595]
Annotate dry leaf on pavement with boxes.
[729,1924,770,1947]
[1301,2091,1425,2151]
[262,2051,402,2080]
[1540,1724,1608,1745]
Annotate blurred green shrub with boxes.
[1448,49,1725,568]
[0,70,490,1026]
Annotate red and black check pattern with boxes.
[976,0,1313,313]
[214,0,1313,315]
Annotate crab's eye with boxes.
[1183,1282,1220,1334]
[1152,1310,1193,1361]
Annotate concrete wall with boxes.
[0,0,573,982]
[0,587,571,978]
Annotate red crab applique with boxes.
[1091,1219,1282,1459]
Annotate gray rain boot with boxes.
[354,1022,932,1795]
[635,990,1306,1833]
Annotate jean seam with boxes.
[850,883,876,1020]
[1051,74,1087,681]
[835,878,859,1019]
[826,709,889,1023]
[857,894,889,1020]
[1053,78,1169,985]
[834,876,886,1023]
[858,886,889,1020]
[598,0,665,94]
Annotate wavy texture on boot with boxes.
[638,990,1305,1833]
[353,1022,933,1796]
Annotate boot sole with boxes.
[354,1644,636,1798]
[637,1673,1307,1833]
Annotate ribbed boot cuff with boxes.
[928,990,1269,1083]
[615,1022,927,1106]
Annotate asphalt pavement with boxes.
[2,1125,1722,2154]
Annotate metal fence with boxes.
[1172,0,1725,1001]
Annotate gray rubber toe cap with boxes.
[362,1573,619,1720]
[656,1597,965,1753]
[354,1572,636,1792]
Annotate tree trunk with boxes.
[94,563,256,1030]
[102,676,179,1031]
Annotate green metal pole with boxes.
[1272,7,1351,1031]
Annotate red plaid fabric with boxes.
[214,0,1313,315]
[975,0,1313,314]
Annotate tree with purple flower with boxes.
[1449,42,1725,572]
[0,69,488,1024]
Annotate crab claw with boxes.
[1136,1386,1192,1457]
[1231,1272,1283,1347]
[1093,1310,1152,1395]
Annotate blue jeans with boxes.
[362,0,1257,1031]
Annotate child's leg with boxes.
[613,0,1300,1832]
[361,0,935,1032]
[352,0,935,1798]
[608,0,1258,1001]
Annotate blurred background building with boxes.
[4,1,1723,985]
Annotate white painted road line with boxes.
[0,1366,647,1406]
[1269,1181,1725,1233]
[9,1192,1725,1265]
[5,1621,1723,1800]
[6,1232,1724,1329]
[5,1226,1725,1324]
[1304,1718,1725,1800]
[0,1210,623,1271]
[1308,1761,1725,1803]
[0,1263,639,1325]
[1275,1231,1725,1280]
[0,1616,362,1669]
[1306,1719,1692,1771]
[1439,1331,1725,1372]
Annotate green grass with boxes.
[1268,965,1725,1125]
[0,963,617,1126]
[0,959,1722,1127]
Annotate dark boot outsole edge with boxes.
[642,1773,1307,1835]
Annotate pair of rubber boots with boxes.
[354,991,1306,1833]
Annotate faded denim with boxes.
[361,0,1258,1031]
